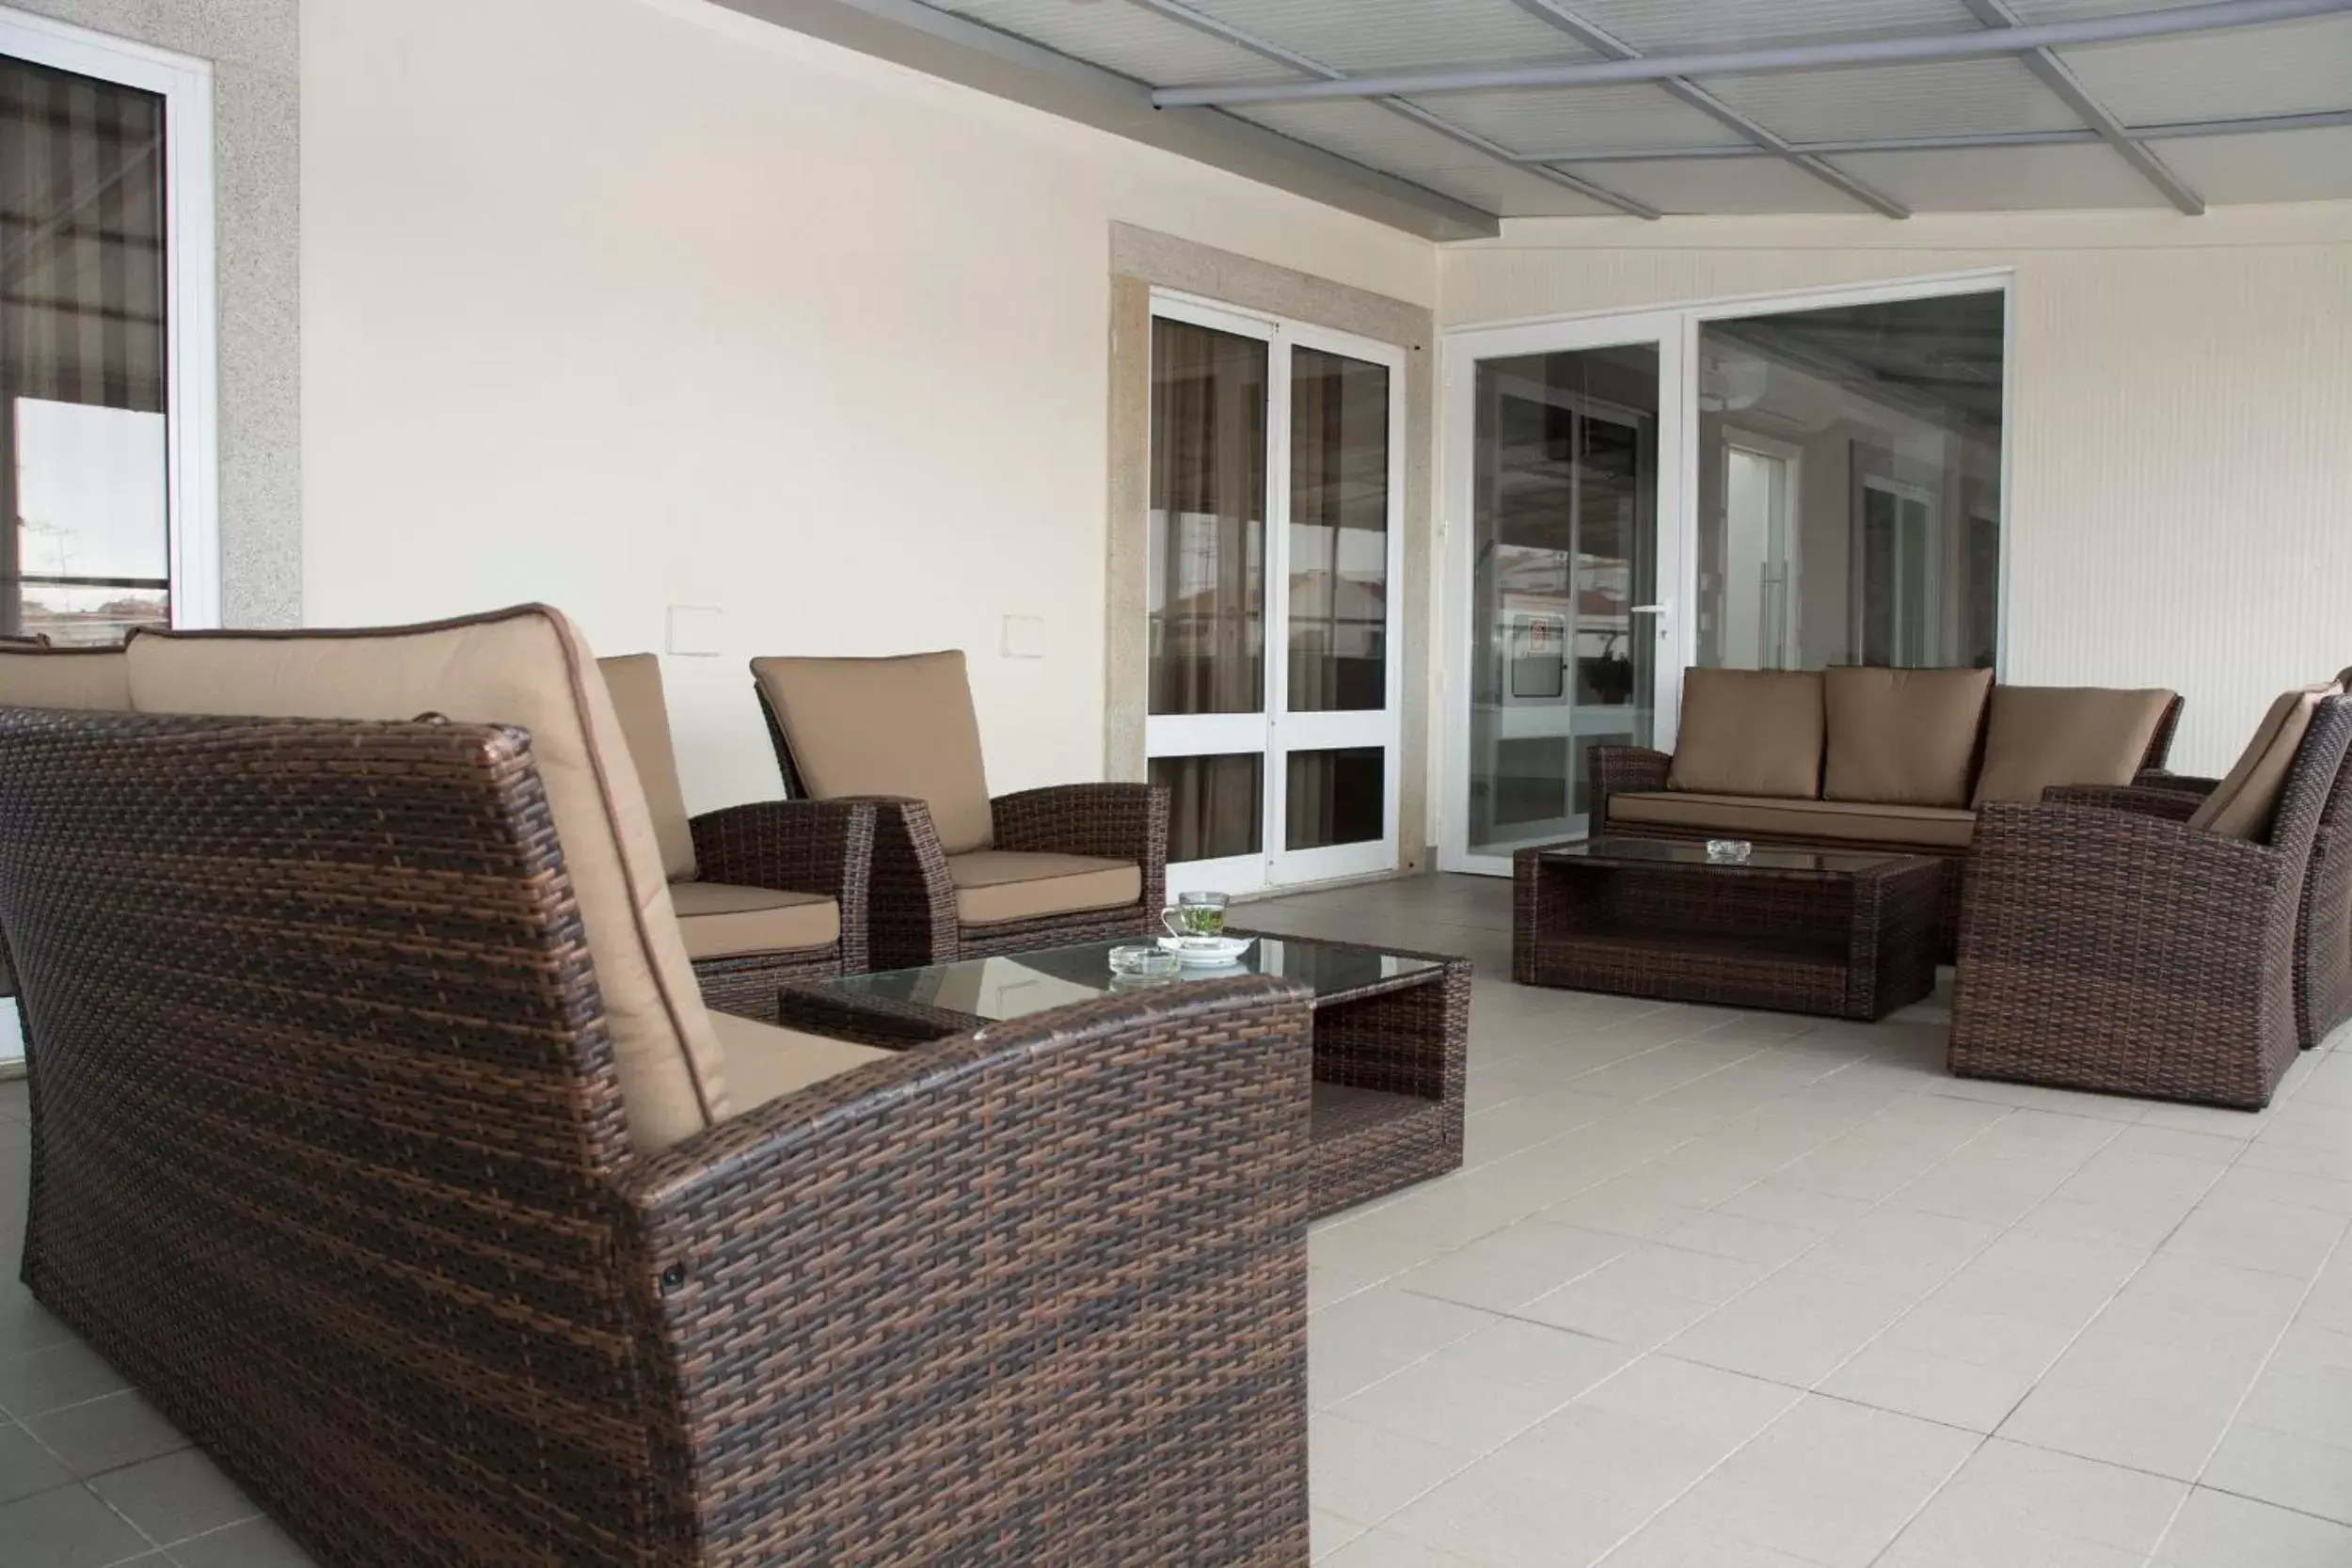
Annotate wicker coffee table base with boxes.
[1514,847,1944,1021]
[778,931,1469,1219]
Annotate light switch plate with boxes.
[666,605,724,657]
[1001,614,1046,659]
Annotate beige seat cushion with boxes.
[1823,666,1994,807]
[1971,687,2176,807]
[670,880,840,959]
[1610,791,1974,851]
[124,606,729,1154]
[0,647,132,709]
[2187,688,2333,842]
[752,651,994,855]
[948,849,1142,927]
[597,654,696,881]
[709,1009,893,1116]
[1667,669,1823,800]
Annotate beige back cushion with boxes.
[596,654,696,882]
[0,648,132,710]
[1667,669,1824,800]
[752,650,994,854]
[1822,667,1994,807]
[124,607,729,1153]
[1971,687,2176,807]
[2187,688,2332,841]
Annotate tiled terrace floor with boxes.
[4,872,2351,1565]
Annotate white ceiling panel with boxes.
[924,0,1299,86]
[1408,85,1745,158]
[1403,163,1622,218]
[2004,0,2243,20]
[2055,16,2352,126]
[2155,126,2352,204]
[1180,0,1593,74]
[1829,144,2169,210]
[1559,0,1980,54]
[1558,157,1869,214]
[1232,100,1513,172]
[1694,56,2090,141]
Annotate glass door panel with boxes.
[1464,343,1661,862]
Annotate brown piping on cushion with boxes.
[134,603,726,1136]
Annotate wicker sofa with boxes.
[0,610,1311,1568]
[1591,668,2183,955]
[752,651,1168,970]
[1950,688,2352,1109]
[598,652,873,1016]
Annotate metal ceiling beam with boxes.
[1509,106,2352,163]
[1959,0,2204,214]
[1151,0,2352,107]
[1118,0,1660,218]
[707,0,1496,239]
[1505,0,1910,218]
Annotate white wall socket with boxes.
[1001,614,1046,659]
[666,605,724,657]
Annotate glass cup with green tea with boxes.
[1163,891,1230,940]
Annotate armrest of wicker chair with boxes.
[615,976,1314,1563]
[1953,800,2297,1101]
[2039,783,2206,819]
[2130,768,2222,796]
[840,796,961,971]
[992,783,1169,912]
[688,799,876,974]
[1589,745,1672,835]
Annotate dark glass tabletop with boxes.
[1537,835,1916,874]
[801,935,1445,1024]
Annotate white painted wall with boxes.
[1439,204,2352,774]
[298,0,1434,814]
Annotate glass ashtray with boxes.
[1109,943,1183,978]
[1706,838,1754,864]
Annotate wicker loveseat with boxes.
[752,651,1168,970]
[0,610,1311,1567]
[1591,668,2183,955]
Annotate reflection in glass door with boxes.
[1145,294,1404,896]
[1445,316,1680,873]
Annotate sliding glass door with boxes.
[1440,277,2009,877]
[1146,293,1405,895]
[1442,312,1684,875]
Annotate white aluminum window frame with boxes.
[0,6,220,629]
[1145,290,1407,896]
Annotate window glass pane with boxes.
[1150,752,1263,863]
[1149,318,1264,715]
[1,56,170,644]
[1288,347,1388,712]
[1285,746,1382,851]
[1695,291,2003,673]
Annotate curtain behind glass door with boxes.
[0,55,170,644]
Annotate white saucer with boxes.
[1156,934,1255,967]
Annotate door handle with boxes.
[1628,604,1667,615]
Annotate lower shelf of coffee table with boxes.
[1520,929,1855,1016]
[1310,1081,1457,1219]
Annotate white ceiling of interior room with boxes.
[764,0,2352,230]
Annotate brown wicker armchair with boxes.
[752,652,1168,970]
[0,610,1311,1568]
[1949,693,2352,1109]
[600,654,874,1015]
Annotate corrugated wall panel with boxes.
[924,0,1299,84]
[1828,145,2167,210]
[1693,57,2090,141]
[1437,211,2352,773]
[1184,0,1593,73]
[2157,127,2352,205]
[2055,16,2352,125]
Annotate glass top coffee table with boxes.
[776,933,1468,1219]
[1512,836,1943,1020]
